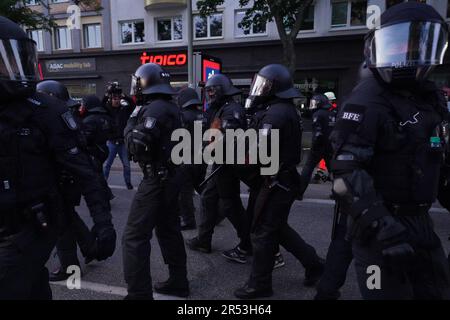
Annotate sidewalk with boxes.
[110,156,141,172]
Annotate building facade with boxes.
[29,0,450,107]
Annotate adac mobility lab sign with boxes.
[45,58,96,73]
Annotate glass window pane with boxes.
[173,17,183,40]
[28,30,44,51]
[121,22,133,43]
[84,24,101,48]
[235,11,250,36]
[209,14,223,37]
[194,15,207,38]
[56,27,71,49]
[37,30,44,51]
[157,19,172,41]
[350,0,367,26]
[252,12,266,34]
[134,21,145,43]
[300,5,315,30]
[331,2,348,27]
[95,25,101,46]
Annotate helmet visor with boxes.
[0,39,39,82]
[248,74,273,97]
[366,21,448,69]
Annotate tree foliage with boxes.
[0,0,102,31]
[197,0,314,74]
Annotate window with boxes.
[331,0,367,28]
[194,13,223,39]
[235,11,267,37]
[25,0,38,5]
[386,0,427,10]
[300,4,315,31]
[156,17,183,41]
[66,83,96,100]
[54,26,71,50]
[83,24,102,48]
[27,29,44,51]
[120,20,145,44]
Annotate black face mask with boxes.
[205,85,225,108]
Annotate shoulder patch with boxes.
[61,111,78,130]
[336,104,365,130]
[144,117,157,129]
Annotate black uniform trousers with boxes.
[316,212,353,299]
[299,149,331,197]
[0,225,57,300]
[122,171,186,299]
[353,214,450,300]
[249,183,322,289]
[197,168,251,251]
[177,165,196,226]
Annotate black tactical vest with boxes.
[0,102,56,211]
[371,87,445,204]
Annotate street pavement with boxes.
[48,159,450,300]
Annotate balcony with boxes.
[144,0,186,10]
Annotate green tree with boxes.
[197,0,314,75]
[0,0,101,31]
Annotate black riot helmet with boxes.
[0,16,41,102]
[37,80,79,109]
[245,64,302,110]
[204,74,241,108]
[364,2,449,87]
[309,94,331,111]
[79,95,106,117]
[130,63,176,104]
[177,87,202,109]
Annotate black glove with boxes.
[90,222,117,261]
[375,215,414,262]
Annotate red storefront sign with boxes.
[140,52,187,66]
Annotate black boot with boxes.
[304,259,325,287]
[314,289,340,300]
[186,237,211,253]
[234,283,273,299]
[180,216,196,231]
[154,278,189,298]
[49,265,81,282]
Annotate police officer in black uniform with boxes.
[298,93,337,198]
[235,64,324,299]
[330,2,450,299]
[0,16,116,299]
[186,74,252,262]
[122,63,187,299]
[79,95,114,171]
[176,87,204,230]
[36,81,99,282]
